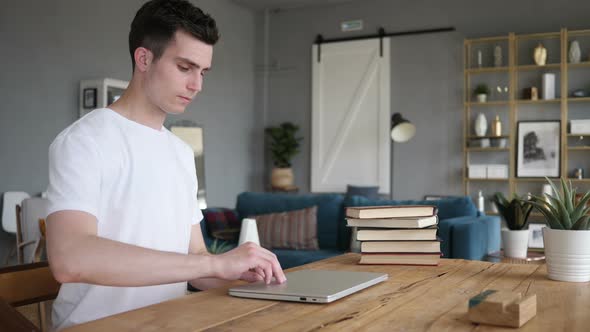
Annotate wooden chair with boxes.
[0,262,60,332]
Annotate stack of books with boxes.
[346,205,442,265]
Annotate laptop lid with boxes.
[228,269,388,303]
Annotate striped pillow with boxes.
[252,206,319,250]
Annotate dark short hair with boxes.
[129,0,219,70]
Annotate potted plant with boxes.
[474,84,490,103]
[528,178,590,282]
[492,192,534,258]
[265,122,303,189]
[208,239,232,254]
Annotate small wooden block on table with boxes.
[468,290,537,328]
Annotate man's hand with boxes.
[213,242,286,284]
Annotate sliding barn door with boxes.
[311,38,391,194]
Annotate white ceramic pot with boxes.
[476,94,487,103]
[543,228,590,282]
[502,229,529,258]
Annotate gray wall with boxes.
[0,0,260,264]
[263,0,590,199]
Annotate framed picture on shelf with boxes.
[528,223,545,249]
[83,88,97,109]
[516,121,560,178]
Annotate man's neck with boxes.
[109,79,166,131]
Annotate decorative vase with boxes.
[494,45,502,67]
[534,43,547,66]
[501,229,529,259]
[543,228,590,282]
[491,115,502,136]
[238,218,260,246]
[476,94,487,103]
[569,40,581,64]
[474,113,488,137]
[271,167,294,188]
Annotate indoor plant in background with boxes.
[265,122,303,189]
[528,178,590,282]
[492,192,534,258]
[474,84,490,103]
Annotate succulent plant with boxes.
[528,177,590,230]
[207,239,232,254]
[492,192,534,230]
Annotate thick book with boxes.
[345,205,437,219]
[356,226,438,241]
[361,240,441,253]
[359,253,441,265]
[347,215,438,229]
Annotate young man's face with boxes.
[144,30,213,115]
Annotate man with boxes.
[46,0,285,329]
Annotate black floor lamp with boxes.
[390,113,416,199]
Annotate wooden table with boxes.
[67,254,590,331]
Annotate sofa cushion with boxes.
[252,206,319,250]
[339,195,478,251]
[345,195,477,219]
[203,208,241,242]
[345,185,380,200]
[236,192,344,249]
[271,249,342,270]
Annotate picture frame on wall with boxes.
[516,120,560,178]
[528,223,545,249]
[83,88,97,109]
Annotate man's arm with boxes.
[47,211,286,287]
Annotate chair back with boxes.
[0,262,59,332]
[17,198,49,263]
[2,191,30,233]
[0,262,60,307]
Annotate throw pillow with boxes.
[345,185,380,201]
[251,206,319,250]
[203,208,241,242]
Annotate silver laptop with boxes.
[228,270,388,303]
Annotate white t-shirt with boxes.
[46,108,203,330]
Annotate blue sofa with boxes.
[200,192,500,269]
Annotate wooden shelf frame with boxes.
[464,28,590,199]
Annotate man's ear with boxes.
[134,47,153,72]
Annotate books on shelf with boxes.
[361,240,441,253]
[345,205,437,219]
[347,215,438,229]
[359,253,441,265]
[356,226,438,241]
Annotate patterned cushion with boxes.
[251,206,319,250]
[203,208,241,242]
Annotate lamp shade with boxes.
[390,113,415,142]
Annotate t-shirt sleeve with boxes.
[46,133,101,219]
[192,163,204,226]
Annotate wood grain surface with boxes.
[66,254,590,331]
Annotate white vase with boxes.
[474,113,488,137]
[569,40,581,64]
[502,229,529,259]
[476,94,487,103]
[543,228,590,282]
[238,218,260,246]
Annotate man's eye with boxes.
[178,65,190,72]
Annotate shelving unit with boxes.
[464,28,590,205]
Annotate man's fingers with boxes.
[241,271,263,282]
